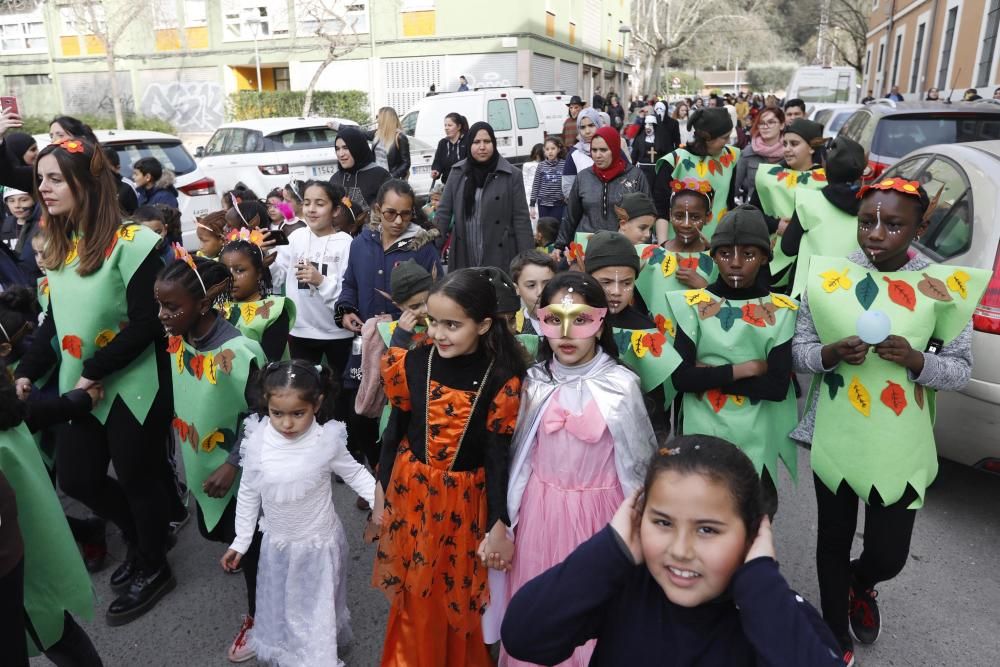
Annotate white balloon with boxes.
[856,310,891,345]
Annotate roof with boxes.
[904,139,1000,161]
[216,117,359,134]
[34,129,184,150]
[862,100,1000,116]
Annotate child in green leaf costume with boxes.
[790,178,989,661]
[154,251,267,663]
[667,206,800,516]
[219,234,295,362]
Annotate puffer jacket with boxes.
[335,222,442,320]
[137,171,179,209]
[733,143,781,204]
[557,163,651,246]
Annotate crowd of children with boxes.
[0,106,990,667]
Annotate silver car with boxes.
[882,141,1000,473]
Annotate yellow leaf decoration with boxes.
[946,270,970,299]
[203,353,217,385]
[695,160,708,178]
[514,309,525,333]
[729,394,746,406]
[660,253,677,278]
[175,348,185,374]
[117,224,139,241]
[388,321,398,335]
[65,237,79,265]
[685,289,711,306]
[820,268,853,293]
[662,317,676,338]
[200,430,224,453]
[94,329,116,348]
[847,376,871,416]
[239,302,258,324]
[630,330,647,358]
[770,294,799,310]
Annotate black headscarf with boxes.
[4,133,36,167]
[462,122,500,214]
[335,125,375,173]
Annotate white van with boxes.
[536,92,574,138]
[785,66,859,104]
[399,88,545,164]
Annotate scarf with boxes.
[335,126,376,173]
[751,132,784,160]
[462,122,500,215]
[573,108,604,155]
[590,127,627,184]
[4,132,36,167]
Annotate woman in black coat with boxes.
[329,125,391,212]
[431,112,468,185]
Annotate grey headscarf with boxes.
[574,108,605,155]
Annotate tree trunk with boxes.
[105,47,125,130]
[302,51,335,117]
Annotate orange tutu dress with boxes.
[375,345,521,667]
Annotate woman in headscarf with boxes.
[558,126,651,245]
[734,106,785,203]
[561,107,603,199]
[328,125,391,212]
[433,122,532,271]
[3,132,37,167]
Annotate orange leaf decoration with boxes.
[679,256,699,271]
[741,303,766,327]
[172,417,189,442]
[61,335,82,359]
[341,195,353,209]
[641,245,656,260]
[880,380,907,416]
[857,177,923,201]
[705,388,728,413]
[166,335,183,353]
[189,353,205,379]
[813,170,827,182]
[567,242,585,262]
[719,149,734,167]
[641,332,665,356]
[882,276,916,311]
[654,313,669,334]
[104,234,118,258]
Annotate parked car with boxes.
[881,140,1000,473]
[36,129,216,247]
[836,100,1000,183]
[399,87,545,165]
[809,103,862,139]
[196,117,358,200]
[786,65,859,104]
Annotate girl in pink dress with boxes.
[497,272,657,667]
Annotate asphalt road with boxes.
[32,447,1000,667]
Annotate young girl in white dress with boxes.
[221,360,375,667]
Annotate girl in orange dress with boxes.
[373,268,526,667]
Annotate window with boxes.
[487,99,512,131]
[154,0,179,29]
[864,48,871,76]
[977,0,1000,87]
[911,23,925,92]
[400,111,418,136]
[938,7,958,89]
[5,73,49,86]
[872,115,1000,159]
[840,112,868,143]
[60,4,106,36]
[296,0,368,36]
[274,67,290,91]
[185,0,208,26]
[513,98,539,129]
[204,128,265,155]
[0,9,47,53]
[890,33,902,87]
[222,0,289,41]
[884,155,932,181]
[264,127,338,150]
[876,42,885,74]
[912,158,972,258]
[110,141,198,177]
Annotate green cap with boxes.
[584,230,640,275]
[390,260,432,303]
[710,205,773,260]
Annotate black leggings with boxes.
[55,395,173,569]
[814,475,918,641]
[196,498,264,617]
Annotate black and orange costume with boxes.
[375,344,521,667]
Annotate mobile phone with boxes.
[265,228,290,246]
[0,96,18,116]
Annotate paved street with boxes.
[32,446,1000,667]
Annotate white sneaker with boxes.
[227,615,255,663]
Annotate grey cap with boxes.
[390,260,433,303]
[710,205,773,260]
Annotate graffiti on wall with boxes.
[61,72,134,116]
[140,81,225,133]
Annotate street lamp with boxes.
[246,14,263,93]
[618,25,631,99]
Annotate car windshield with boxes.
[828,111,854,134]
[873,115,1000,158]
[111,141,197,176]
[263,127,338,151]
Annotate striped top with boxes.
[530,158,566,206]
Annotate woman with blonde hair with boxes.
[372,106,411,180]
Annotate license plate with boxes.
[412,165,431,174]
[312,163,339,177]
[289,166,308,181]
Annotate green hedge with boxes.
[227,90,369,125]
[19,114,176,136]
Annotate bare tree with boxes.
[826,0,869,74]
[62,0,150,129]
[296,0,364,116]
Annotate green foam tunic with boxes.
[221,296,296,361]
[45,224,160,424]
[788,189,861,299]
[636,245,717,332]
[654,146,741,240]
[754,165,827,285]
[666,288,800,482]
[806,256,989,508]
[167,333,264,531]
[1,423,93,654]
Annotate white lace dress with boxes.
[231,416,376,667]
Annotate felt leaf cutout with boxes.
[174,348,185,374]
[729,394,746,407]
[695,160,708,178]
[204,353,217,385]
[917,273,953,302]
[946,270,970,299]
[660,253,677,278]
[679,256,700,271]
[188,423,200,450]
[61,335,82,359]
[760,304,777,326]
[685,289,711,306]
[215,349,236,374]
[200,430,224,453]
[641,332,666,357]
[847,376,871,416]
[824,372,845,400]
[189,353,205,379]
[654,314,676,338]
[697,298,722,319]
[103,235,118,259]
[770,294,799,310]
[880,380,907,416]
[855,273,879,311]
[716,304,740,331]
[514,309,525,333]
[118,225,138,241]
[613,330,632,353]
[256,299,274,320]
[820,268,852,292]
[630,331,647,358]
[171,417,189,442]
[913,383,925,410]
[239,302,257,324]
[166,335,183,354]
[698,253,715,275]
[741,303,766,327]
[705,388,728,413]
[650,246,666,264]
[882,276,916,311]
[94,329,116,348]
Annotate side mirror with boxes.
[195,146,205,158]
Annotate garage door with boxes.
[559,61,579,96]
[531,53,556,92]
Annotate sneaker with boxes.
[848,583,882,645]
[227,615,256,663]
[169,492,191,536]
[839,635,856,667]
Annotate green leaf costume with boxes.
[665,288,800,482]
[1,424,93,654]
[654,146,741,240]
[167,333,265,531]
[806,256,989,508]
[754,165,828,286]
[635,245,717,330]
[220,296,296,361]
[788,188,861,298]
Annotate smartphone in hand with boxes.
[1,96,19,116]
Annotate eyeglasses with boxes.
[759,120,780,128]
[381,208,414,222]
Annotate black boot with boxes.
[106,563,176,627]
[108,552,140,594]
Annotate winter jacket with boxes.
[431,136,466,184]
[530,159,566,207]
[558,164,651,246]
[366,129,412,179]
[330,162,391,210]
[335,222,442,321]
[734,143,782,203]
[136,172,179,209]
[434,156,533,271]
[11,203,42,280]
